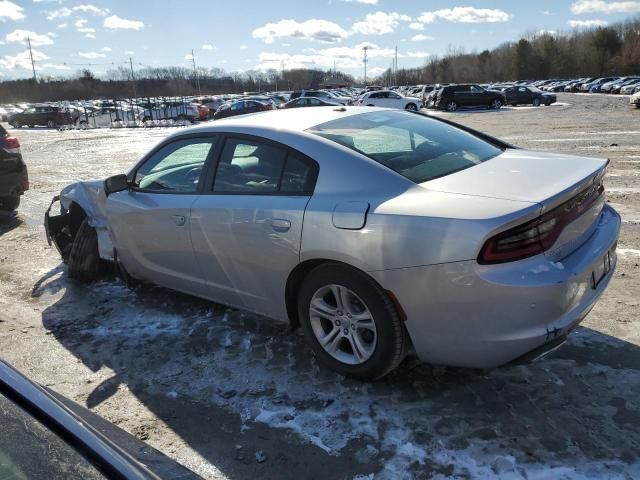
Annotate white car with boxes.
[630,91,640,108]
[358,90,422,111]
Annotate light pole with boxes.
[362,46,369,86]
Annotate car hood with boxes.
[422,148,607,208]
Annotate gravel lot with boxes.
[1,93,639,479]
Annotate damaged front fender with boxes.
[44,180,115,262]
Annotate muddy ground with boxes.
[0,93,639,479]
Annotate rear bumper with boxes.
[370,204,621,368]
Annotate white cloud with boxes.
[56,23,67,29]
[0,0,24,21]
[104,15,144,30]
[75,18,87,27]
[571,0,640,14]
[367,66,387,76]
[43,63,71,70]
[431,7,511,23]
[84,33,95,38]
[411,34,434,41]
[124,50,135,55]
[77,27,95,33]
[46,4,109,20]
[405,51,430,58]
[73,4,109,16]
[351,11,411,35]
[256,41,394,71]
[185,53,194,60]
[253,18,349,43]
[342,0,378,3]
[536,29,557,35]
[202,44,215,50]
[240,44,248,49]
[568,19,609,27]
[6,29,55,46]
[78,51,106,58]
[543,10,552,15]
[409,22,424,30]
[0,49,49,70]
[101,46,111,52]
[417,12,437,24]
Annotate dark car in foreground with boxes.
[435,84,506,111]
[501,85,556,106]
[0,360,202,479]
[213,99,272,120]
[8,105,75,128]
[0,124,28,211]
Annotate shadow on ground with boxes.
[36,269,640,479]
[0,212,22,238]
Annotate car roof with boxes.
[184,106,379,134]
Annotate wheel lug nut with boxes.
[347,313,352,318]
[335,319,341,326]
[337,311,343,316]
[343,328,349,335]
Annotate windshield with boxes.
[308,111,502,183]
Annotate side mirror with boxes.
[104,174,129,196]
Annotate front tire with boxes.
[68,218,101,282]
[0,195,20,211]
[532,98,541,107]
[298,263,409,380]
[490,98,503,109]
[405,103,418,111]
[46,120,56,128]
[446,101,458,112]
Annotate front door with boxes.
[106,136,217,296]
[190,135,318,319]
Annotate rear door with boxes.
[106,136,217,296]
[453,85,472,106]
[190,135,318,319]
[469,85,485,106]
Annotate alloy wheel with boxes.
[309,284,377,365]
[491,99,503,109]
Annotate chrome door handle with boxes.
[270,218,291,232]
[172,214,186,226]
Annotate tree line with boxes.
[377,16,640,86]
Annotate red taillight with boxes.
[2,136,20,149]
[1,136,20,154]
[478,182,605,264]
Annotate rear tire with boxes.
[0,195,20,211]
[532,98,541,107]
[12,121,21,128]
[446,101,458,112]
[490,98,503,109]
[405,103,418,111]
[68,218,101,282]
[298,263,409,381]
[46,120,56,128]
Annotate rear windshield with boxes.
[307,111,502,183]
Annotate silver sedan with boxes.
[45,107,621,380]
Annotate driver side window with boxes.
[134,138,216,193]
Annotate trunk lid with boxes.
[422,149,607,207]
[423,149,609,261]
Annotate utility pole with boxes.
[191,49,201,96]
[129,57,137,100]
[394,46,398,86]
[27,36,37,82]
[362,46,369,86]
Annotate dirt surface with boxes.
[1,93,639,479]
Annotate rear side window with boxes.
[213,139,317,195]
[308,110,502,184]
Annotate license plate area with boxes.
[591,251,612,289]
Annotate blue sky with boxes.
[1,0,639,79]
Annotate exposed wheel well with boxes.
[284,259,406,330]
[67,202,88,239]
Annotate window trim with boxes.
[202,133,319,197]
[128,134,219,195]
